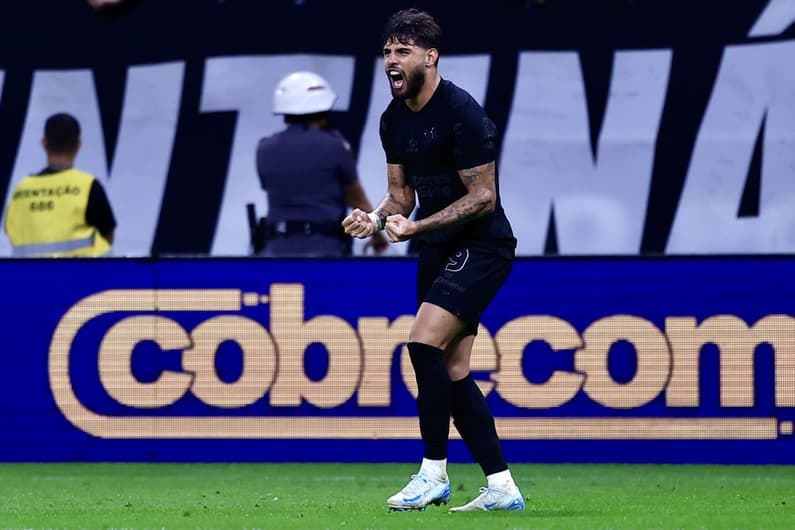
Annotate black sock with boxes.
[451,374,508,476]
[407,341,451,460]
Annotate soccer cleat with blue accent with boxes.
[387,471,451,511]
[448,485,526,512]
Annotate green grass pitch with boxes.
[0,463,793,529]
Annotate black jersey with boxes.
[379,79,515,246]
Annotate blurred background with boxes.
[2,0,794,257]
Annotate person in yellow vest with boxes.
[4,113,116,257]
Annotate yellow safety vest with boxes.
[4,168,111,257]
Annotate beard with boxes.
[391,64,426,101]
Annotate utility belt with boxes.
[265,220,347,239]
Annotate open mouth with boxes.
[388,70,404,90]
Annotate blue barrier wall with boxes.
[2,1,795,256]
[2,257,793,463]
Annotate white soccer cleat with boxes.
[449,485,525,512]
[387,471,451,511]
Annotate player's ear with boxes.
[425,48,438,68]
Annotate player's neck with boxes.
[405,72,441,112]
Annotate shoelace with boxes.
[401,473,434,497]
[474,486,507,506]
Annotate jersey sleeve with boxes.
[86,179,117,236]
[452,96,498,170]
[379,108,401,165]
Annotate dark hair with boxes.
[44,113,81,153]
[382,8,442,52]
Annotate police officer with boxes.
[4,113,116,257]
[256,71,387,257]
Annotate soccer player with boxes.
[342,8,525,512]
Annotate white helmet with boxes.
[273,71,337,115]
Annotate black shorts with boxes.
[416,239,515,335]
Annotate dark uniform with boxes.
[380,79,516,332]
[256,123,355,257]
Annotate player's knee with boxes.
[409,322,460,351]
[445,361,469,382]
[408,332,446,350]
[408,323,451,350]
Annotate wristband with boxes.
[367,211,384,231]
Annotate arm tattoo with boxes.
[414,162,496,233]
[374,166,415,217]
